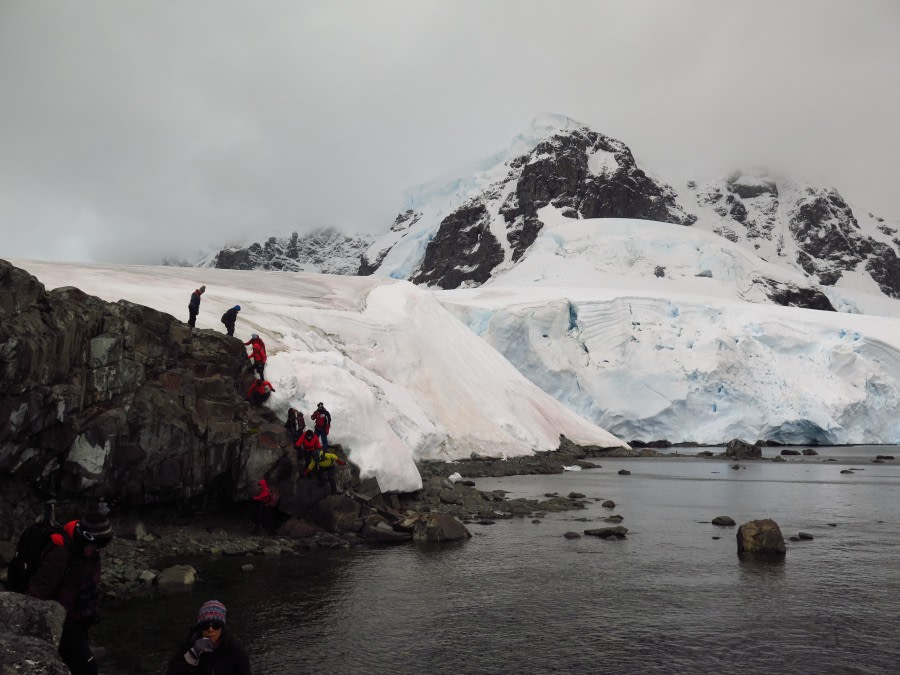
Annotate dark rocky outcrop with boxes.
[0,260,294,538]
[725,439,762,460]
[736,518,786,556]
[760,278,836,311]
[208,228,376,276]
[0,591,69,674]
[410,202,504,288]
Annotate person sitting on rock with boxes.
[251,479,279,534]
[311,402,332,450]
[295,428,323,473]
[166,600,251,675]
[243,333,267,379]
[220,305,240,337]
[284,407,304,443]
[303,450,347,495]
[188,285,205,328]
[245,379,275,406]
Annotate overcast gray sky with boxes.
[1,1,898,264]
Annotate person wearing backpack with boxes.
[26,507,114,675]
[243,333,267,378]
[251,479,278,534]
[283,407,304,444]
[302,450,347,495]
[311,402,332,450]
[245,379,275,406]
[220,305,240,337]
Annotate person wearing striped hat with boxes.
[167,600,251,674]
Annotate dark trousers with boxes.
[188,308,198,327]
[249,391,270,406]
[59,616,97,675]
[316,428,329,450]
[223,320,235,336]
[319,465,338,494]
[249,361,265,378]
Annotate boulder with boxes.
[156,564,198,591]
[780,449,801,456]
[802,448,819,456]
[736,519,785,556]
[584,526,628,539]
[0,591,69,674]
[725,439,762,459]
[276,518,320,539]
[601,500,616,508]
[309,495,362,533]
[712,516,736,526]
[397,513,471,542]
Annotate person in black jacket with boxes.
[166,600,251,675]
[188,286,205,328]
[220,305,240,336]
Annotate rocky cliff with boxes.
[0,260,320,538]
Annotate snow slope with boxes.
[437,209,900,444]
[10,260,624,492]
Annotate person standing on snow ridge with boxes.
[188,285,206,328]
[245,379,275,406]
[166,600,251,675]
[27,507,114,675]
[311,402,332,450]
[243,333,267,379]
[220,305,240,337]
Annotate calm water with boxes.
[96,449,900,674]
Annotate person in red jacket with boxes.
[245,379,275,406]
[295,428,323,474]
[27,508,114,675]
[243,334,267,379]
[251,479,278,534]
[311,402,332,450]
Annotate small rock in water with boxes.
[563,532,582,539]
[531,519,541,524]
[618,469,631,476]
[712,536,720,540]
[798,532,814,540]
[711,516,736,527]
[840,470,854,474]
[601,500,616,508]
[568,492,586,499]
[828,523,837,527]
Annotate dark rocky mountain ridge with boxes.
[192,118,898,305]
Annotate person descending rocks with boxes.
[188,285,206,328]
[245,379,275,406]
[303,450,347,495]
[295,428,323,474]
[27,505,114,675]
[311,402,332,450]
[166,600,251,675]
[284,407,304,444]
[244,333,267,379]
[251,479,279,534]
[220,305,240,337]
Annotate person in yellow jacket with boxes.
[303,451,346,495]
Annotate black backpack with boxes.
[7,502,67,593]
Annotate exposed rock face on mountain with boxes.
[688,171,900,299]
[201,228,376,275]
[375,121,695,289]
